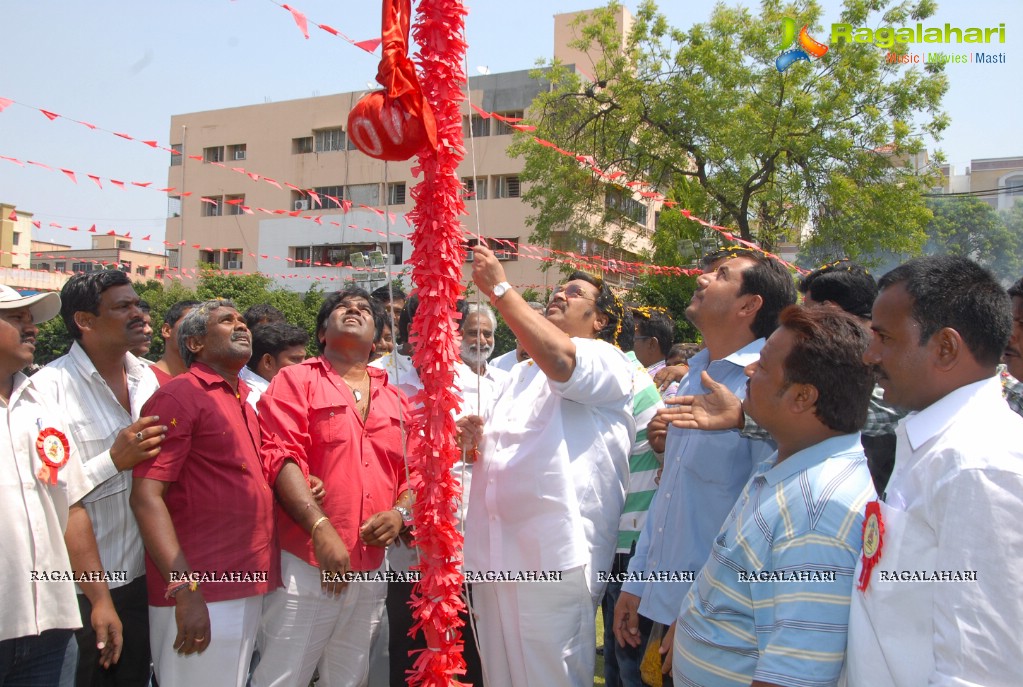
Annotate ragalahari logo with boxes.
[776,17,829,72]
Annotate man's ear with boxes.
[736,293,764,322]
[593,311,609,334]
[73,310,95,334]
[787,382,819,415]
[184,335,204,357]
[160,322,173,340]
[931,327,965,372]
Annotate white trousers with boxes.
[251,552,386,687]
[473,566,596,687]
[149,595,262,687]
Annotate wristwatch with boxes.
[492,281,513,301]
[393,504,413,530]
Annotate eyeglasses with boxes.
[550,284,596,302]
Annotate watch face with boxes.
[494,283,509,298]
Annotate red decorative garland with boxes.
[404,0,470,684]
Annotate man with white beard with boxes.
[460,303,508,385]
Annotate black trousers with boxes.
[75,576,151,687]
[386,580,484,686]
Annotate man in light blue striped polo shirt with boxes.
[672,306,876,686]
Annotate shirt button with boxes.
[330,412,335,417]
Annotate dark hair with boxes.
[618,308,635,352]
[634,307,674,357]
[248,322,310,372]
[371,284,407,304]
[59,270,133,340]
[315,288,383,353]
[799,260,877,319]
[398,293,418,345]
[668,342,700,365]
[163,300,201,329]
[735,254,798,340]
[567,271,626,346]
[700,246,759,271]
[177,299,236,368]
[243,303,286,330]
[779,305,873,433]
[878,256,1010,367]
[1008,277,1023,300]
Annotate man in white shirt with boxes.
[463,245,635,687]
[32,271,166,686]
[459,302,509,386]
[847,255,1023,686]
[0,284,136,685]
[242,321,308,412]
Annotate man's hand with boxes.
[313,523,352,596]
[110,416,167,472]
[456,415,484,456]
[661,621,676,677]
[90,596,123,668]
[662,371,743,431]
[471,244,507,299]
[647,413,669,454]
[173,588,210,656]
[308,475,325,504]
[360,510,402,548]
[613,591,644,648]
[653,364,689,393]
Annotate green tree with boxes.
[513,0,948,265]
[924,196,1022,281]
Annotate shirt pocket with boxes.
[74,419,130,503]
[309,403,350,444]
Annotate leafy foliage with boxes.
[515,0,948,265]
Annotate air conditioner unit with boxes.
[294,199,310,211]
[234,150,247,161]
[226,260,241,270]
[494,250,511,261]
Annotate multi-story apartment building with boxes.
[940,156,1023,211]
[29,233,168,282]
[164,7,655,292]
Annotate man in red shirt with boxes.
[130,299,278,687]
[252,287,413,687]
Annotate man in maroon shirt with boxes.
[252,288,413,687]
[130,299,278,687]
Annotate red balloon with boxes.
[347,90,430,162]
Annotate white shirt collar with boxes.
[904,375,1002,451]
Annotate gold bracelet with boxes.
[310,515,329,537]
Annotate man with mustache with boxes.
[33,271,166,686]
[459,302,507,384]
[130,300,277,686]
[846,256,1023,686]
[0,283,126,685]
[464,246,635,687]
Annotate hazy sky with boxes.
[1,0,1019,251]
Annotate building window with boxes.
[293,246,312,267]
[71,262,95,273]
[314,128,346,153]
[201,195,223,217]
[388,241,404,264]
[292,136,313,154]
[168,195,182,218]
[301,186,344,210]
[136,265,148,277]
[387,182,407,205]
[12,232,19,246]
[464,114,490,138]
[155,268,166,279]
[55,262,66,272]
[493,237,519,261]
[170,143,183,166]
[203,146,224,163]
[494,175,520,199]
[462,177,487,200]
[494,111,524,136]
[605,188,648,225]
[223,251,243,270]
[225,194,246,216]
[228,144,247,161]
[116,239,130,250]
[199,250,220,266]
[346,183,380,206]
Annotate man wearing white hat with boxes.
[0,284,125,685]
